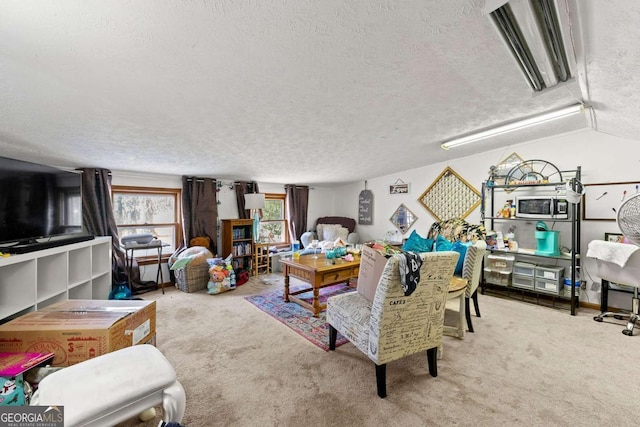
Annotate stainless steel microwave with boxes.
[515,196,568,219]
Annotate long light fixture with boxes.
[441,103,585,150]
[489,0,572,92]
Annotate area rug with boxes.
[245,283,354,351]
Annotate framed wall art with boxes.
[389,179,409,195]
[604,232,624,243]
[418,166,481,222]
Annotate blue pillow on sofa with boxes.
[433,235,452,252]
[434,237,470,275]
[451,241,473,275]
[402,230,434,253]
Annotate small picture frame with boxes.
[389,179,409,195]
[604,232,625,243]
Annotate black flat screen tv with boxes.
[0,156,93,253]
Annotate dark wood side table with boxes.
[122,240,170,294]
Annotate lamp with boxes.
[441,103,586,150]
[244,193,265,243]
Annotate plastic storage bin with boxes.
[512,274,535,290]
[513,262,536,277]
[535,265,564,282]
[486,254,515,272]
[535,278,563,295]
[484,268,512,286]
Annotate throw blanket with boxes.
[586,240,640,267]
[398,252,423,296]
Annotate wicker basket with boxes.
[174,262,210,293]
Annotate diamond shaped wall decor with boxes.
[390,203,418,234]
[418,166,481,222]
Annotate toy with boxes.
[206,255,237,295]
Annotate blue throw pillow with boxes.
[450,241,472,276]
[434,235,453,252]
[402,230,434,253]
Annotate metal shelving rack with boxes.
[481,163,582,315]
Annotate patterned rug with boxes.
[245,283,354,351]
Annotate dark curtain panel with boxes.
[234,181,260,219]
[79,168,150,294]
[79,168,120,261]
[285,185,309,242]
[182,176,218,254]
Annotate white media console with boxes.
[0,236,112,322]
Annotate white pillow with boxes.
[323,226,349,242]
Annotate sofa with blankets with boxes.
[299,216,359,253]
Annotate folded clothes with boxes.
[586,240,640,267]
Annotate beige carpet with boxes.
[118,274,640,427]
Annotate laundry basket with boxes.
[169,246,214,293]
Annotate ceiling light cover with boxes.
[441,104,585,150]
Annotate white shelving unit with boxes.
[0,236,112,322]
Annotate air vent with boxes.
[490,0,572,92]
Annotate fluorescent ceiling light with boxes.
[441,103,585,150]
[490,0,572,92]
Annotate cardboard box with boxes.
[0,300,155,367]
[356,244,391,302]
[0,352,54,406]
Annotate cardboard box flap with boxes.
[0,352,55,376]
[40,299,154,313]
[0,311,129,331]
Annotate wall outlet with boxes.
[580,280,587,290]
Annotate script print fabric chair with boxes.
[327,251,459,398]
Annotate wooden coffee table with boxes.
[280,254,360,317]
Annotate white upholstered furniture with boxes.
[300,216,359,249]
[31,344,186,427]
[588,240,640,336]
[326,251,459,398]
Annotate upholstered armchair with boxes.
[326,251,459,398]
[300,216,359,249]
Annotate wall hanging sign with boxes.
[583,181,640,221]
[358,183,373,225]
[389,179,409,195]
[390,203,418,234]
[418,166,481,222]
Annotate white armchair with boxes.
[326,251,459,398]
[300,216,359,249]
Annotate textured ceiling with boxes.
[0,0,637,185]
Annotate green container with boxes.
[535,230,560,256]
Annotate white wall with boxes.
[110,129,640,309]
[334,128,640,309]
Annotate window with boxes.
[258,193,288,244]
[112,186,182,256]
